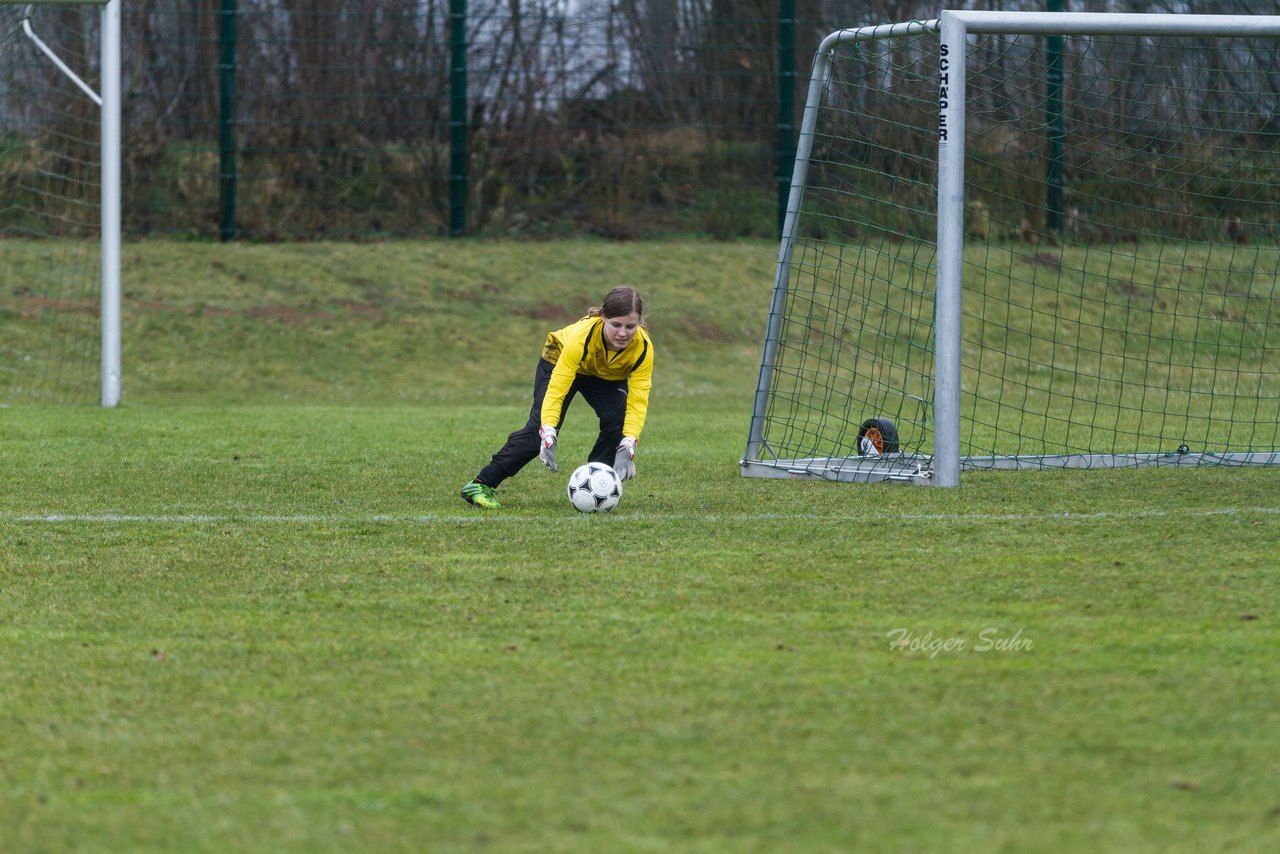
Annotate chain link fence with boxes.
[134,0,845,240]
[5,1,1274,240]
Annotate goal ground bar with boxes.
[742,451,1280,483]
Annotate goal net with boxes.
[1,0,120,406]
[743,12,1280,486]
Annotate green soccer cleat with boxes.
[460,481,501,509]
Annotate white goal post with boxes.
[2,0,120,406]
[743,11,1280,487]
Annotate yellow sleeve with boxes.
[623,339,653,439]
[539,319,592,427]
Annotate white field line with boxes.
[3,507,1279,525]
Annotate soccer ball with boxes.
[566,462,622,513]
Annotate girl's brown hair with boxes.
[588,286,644,322]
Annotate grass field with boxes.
[2,239,1279,852]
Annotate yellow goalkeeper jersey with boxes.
[540,315,654,439]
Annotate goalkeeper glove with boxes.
[613,436,637,481]
[538,425,558,472]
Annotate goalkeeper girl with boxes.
[460,285,653,509]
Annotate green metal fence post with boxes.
[449,0,468,236]
[776,0,796,238]
[1046,0,1065,233]
[218,0,237,241]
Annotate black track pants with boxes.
[476,359,627,487]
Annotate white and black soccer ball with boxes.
[566,462,622,513]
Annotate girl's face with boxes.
[603,311,641,352]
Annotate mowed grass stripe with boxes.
[7,505,1280,525]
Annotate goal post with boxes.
[1,0,121,406]
[743,11,1280,486]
